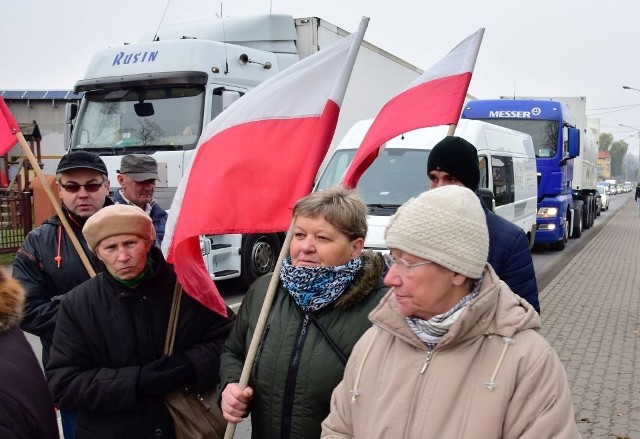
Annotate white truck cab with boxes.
[315,119,538,249]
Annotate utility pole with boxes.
[621,85,640,181]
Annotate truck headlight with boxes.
[537,207,558,218]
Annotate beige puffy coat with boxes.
[322,265,580,439]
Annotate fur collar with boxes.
[0,269,25,333]
[334,251,385,309]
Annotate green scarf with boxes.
[112,254,155,288]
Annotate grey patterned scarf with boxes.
[406,279,482,351]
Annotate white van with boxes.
[315,119,538,250]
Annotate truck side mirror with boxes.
[65,102,78,122]
[222,90,241,110]
[477,187,495,212]
[65,103,78,147]
[567,127,580,158]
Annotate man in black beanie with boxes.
[426,136,540,314]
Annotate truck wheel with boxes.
[583,204,592,230]
[239,234,281,289]
[550,217,568,251]
[583,196,594,229]
[571,202,583,238]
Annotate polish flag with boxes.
[0,97,19,155]
[162,18,369,316]
[342,29,484,188]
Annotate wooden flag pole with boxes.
[224,220,294,439]
[16,132,96,277]
[447,123,457,136]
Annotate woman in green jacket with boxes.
[219,186,388,439]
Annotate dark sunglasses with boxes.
[59,180,106,193]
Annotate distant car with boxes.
[609,184,618,195]
[617,184,624,194]
[597,186,610,211]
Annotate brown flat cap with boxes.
[82,205,155,252]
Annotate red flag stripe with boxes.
[0,97,19,155]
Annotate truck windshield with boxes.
[71,86,205,152]
[478,119,559,158]
[316,149,429,208]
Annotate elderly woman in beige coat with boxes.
[321,185,580,439]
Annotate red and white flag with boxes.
[0,97,19,155]
[342,28,484,188]
[163,18,369,316]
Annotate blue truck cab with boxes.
[462,99,581,251]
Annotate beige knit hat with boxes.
[82,204,155,252]
[385,185,488,279]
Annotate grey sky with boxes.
[2,0,639,152]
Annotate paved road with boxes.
[539,196,640,438]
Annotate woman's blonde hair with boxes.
[293,186,367,241]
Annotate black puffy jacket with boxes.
[46,247,235,439]
[13,203,112,366]
[0,273,58,439]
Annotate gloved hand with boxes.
[137,354,197,396]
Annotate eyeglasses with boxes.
[59,180,106,193]
[383,253,432,273]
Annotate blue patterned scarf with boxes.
[280,256,363,312]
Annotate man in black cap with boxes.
[113,154,167,247]
[426,136,540,314]
[13,150,113,439]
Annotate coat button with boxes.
[155,428,163,436]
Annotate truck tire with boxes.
[239,234,281,289]
[583,199,592,230]
[571,201,583,239]
[549,215,568,251]
[582,195,594,230]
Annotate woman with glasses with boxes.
[13,150,114,439]
[322,185,580,439]
[219,186,388,439]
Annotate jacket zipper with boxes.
[281,313,311,438]
[405,351,432,439]
[419,351,432,374]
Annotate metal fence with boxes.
[0,190,32,254]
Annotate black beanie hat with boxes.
[427,136,480,190]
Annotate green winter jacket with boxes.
[219,251,388,439]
